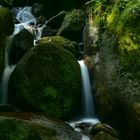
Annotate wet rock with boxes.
[9,28,34,65]
[9,40,81,120]
[57,9,86,41]
[93,131,119,140]
[0,113,82,140]
[90,123,119,139]
[75,122,92,135]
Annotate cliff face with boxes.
[84,0,140,139]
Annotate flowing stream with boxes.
[69,60,99,137]
[0,6,99,140]
[78,60,94,117]
[0,36,16,104]
[0,6,42,104]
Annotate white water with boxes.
[0,6,46,104]
[14,6,47,45]
[0,36,16,104]
[68,60,100,140]
[0,6,47,104]
[78,60,94,117]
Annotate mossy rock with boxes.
[9,42,81,120]
[57,9,86,41]
[0,114,82,140]
[0,117,57,140]
[38,36,78,57]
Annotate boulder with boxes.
[0,113,82,140]
[0,8,14,79]
[90,123,119,139]
[93,131,119,140]
[37,36,78,57]
[9,40,81,120]
[57,9,86,41]
[9,28,34,65]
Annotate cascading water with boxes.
[0,6,42,104]
[78,60,94,118]
[0,35,15,104]
[13,6,46,44]
[69,60,100,137]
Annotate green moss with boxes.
[43,87,58,98]
[9,40,81,120]
[0,117,57,140]
[38,36,77,56]
[57,9,86,33]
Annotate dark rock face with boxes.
[12,0,85,19]
[0,8,14,79]
[57,9,86,41]
[0,113,82,140]
[9,40,81,120]
[88,0,140,139]
[9,28,34,65]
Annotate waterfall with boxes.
[0,36,16,104]
[68,60,99,138]
[13,6,47,45]
[0,6,46,104]
[78,60,94,117]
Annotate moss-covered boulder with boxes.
[9,40,81,120]
[86,0,140,139]
[0,8,14,79]
[57,9,86,41]
[0,113,82,140]
[38,36,78,57]
[90,123,119,139]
